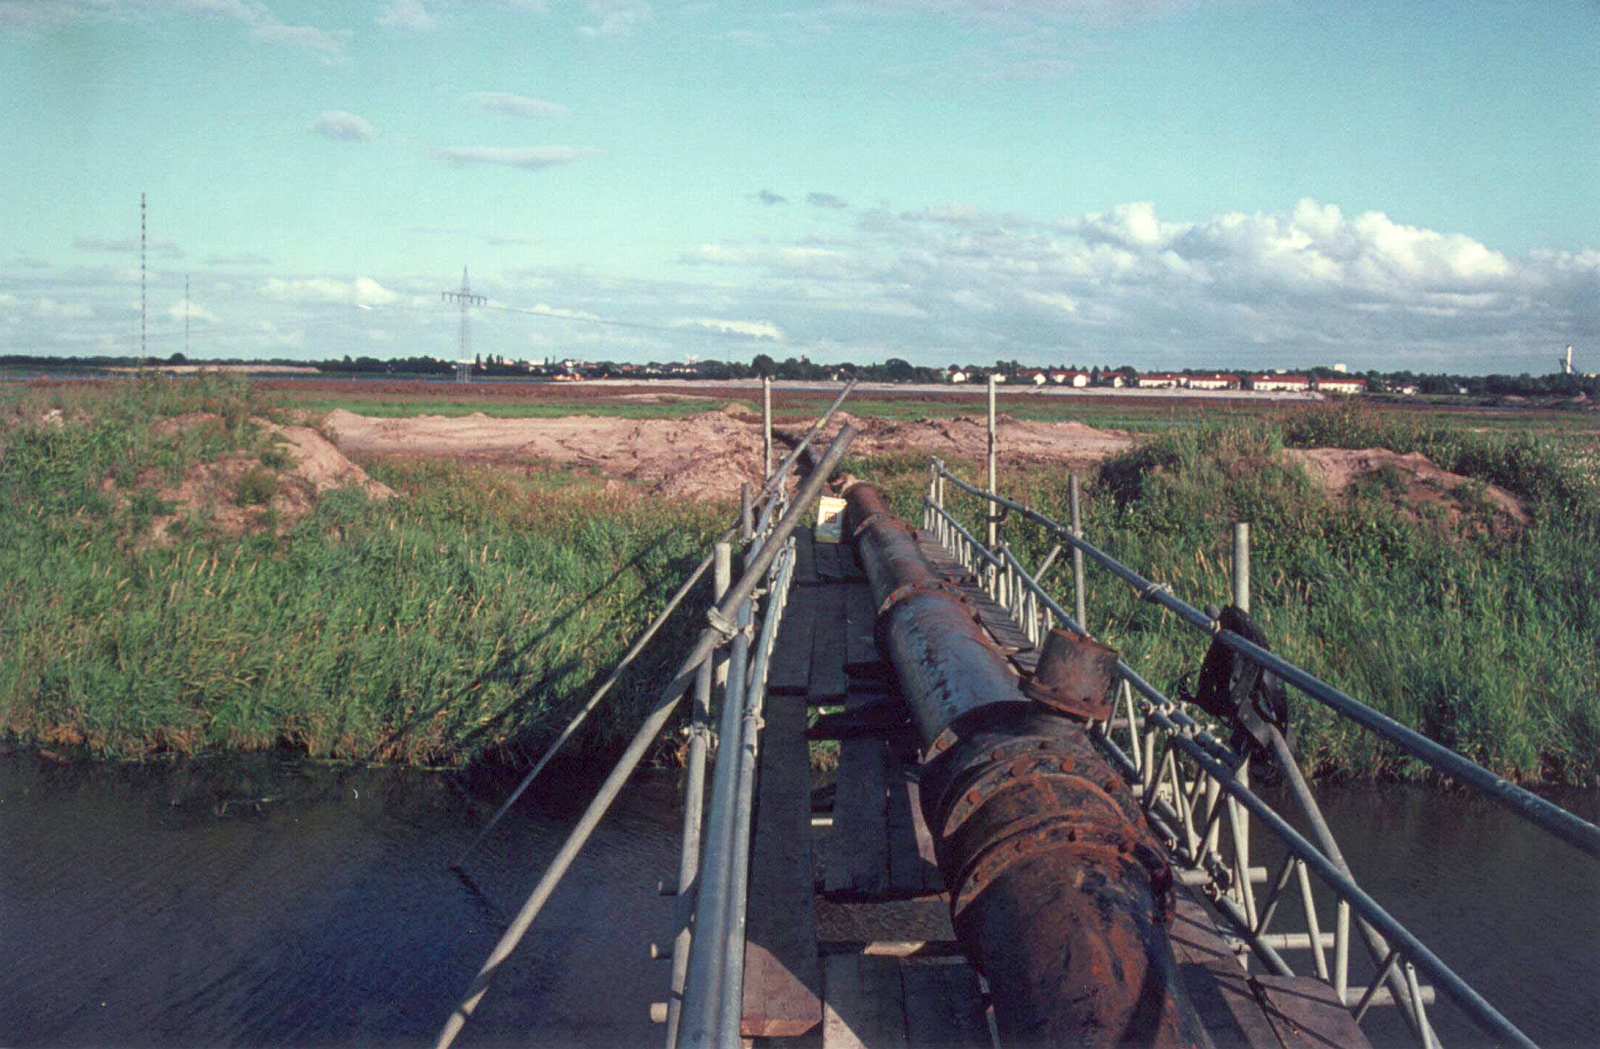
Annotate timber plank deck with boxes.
[741,692,824,1038]
[824,687,890,898]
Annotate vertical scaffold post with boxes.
[1231,521,1253,925]
[1233,522,1251,613]
[762,377,773,480]
[1069,474,1087,632]
[666,546,732,1048]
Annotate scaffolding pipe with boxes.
[930,462,1600,861]
[665,547,732,1048]
[434,426,857,1049]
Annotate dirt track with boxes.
[322,408,1137,499]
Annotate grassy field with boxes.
[2,378,1596,784]
[0,378,729,766]
[851,404,1600,785]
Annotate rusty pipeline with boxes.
[844,483,1209,1048]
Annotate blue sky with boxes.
[1,0,1596,373]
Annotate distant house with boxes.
[1397,384,1419,396]
[1247,374,1312,392]
[1186,373,1242,391]
[991,373,1007,384]
[1315,377,1367,395]
[1102,374,1125,388]
[947,367,969,384]
[1051,370,1091,387]
[1019,369,1048,386]
[1137,373,1184,389]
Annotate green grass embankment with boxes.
[1,378,726,765]
[851,405,1600,786]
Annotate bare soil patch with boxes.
[320,408,1136,499]
[127,413,393,543]
[1287,447,1529,533]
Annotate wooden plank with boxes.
[844,583,888,679]
[741,693,824,1038]
[825,690,888,897]
[795,526,819,586]
[767,584,817,696]
[822,954,907,1049]
[808,583,850,704]
[835,540,866,582]
[817,540,853,582]
[1169,893,1283,1049]
[900,959,991,1049]
[1252,975,1372,1049]
[885,749,941,897]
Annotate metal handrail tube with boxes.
[931,461,1600,861]
[757,380,856,502]
[451,406,835,871]
[665,547,733,1049]
[935,479,1507,1039]
[711,543,795,1048]
[435,425,857,1049]
[679,592,753,1045]
[925,498,1244,770]
[450,541,724,870]
[1150,708,1536,1049]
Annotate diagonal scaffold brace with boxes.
[449,380,858,871]
[434,422,858,1049]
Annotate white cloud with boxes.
[260,276,399,306]
[529,303,600,320]
[377,0,434,31]
[434,146,602,170]
[204,253,271,266]
[75,236,184,259]
[465,92,570,118]
[310,111,377,142]
[34,297,93,319]
[673,317,784,341]
[578,0,652,38]
[9,1,357,60]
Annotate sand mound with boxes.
[812,412,1135,467]
[320,408,1135,499]
[1287,447,1528,533]
[128,414,393,543]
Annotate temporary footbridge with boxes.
[435,380,1599,1048]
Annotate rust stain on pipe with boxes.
[845,483,1209,1048]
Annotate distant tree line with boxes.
[2,353,1596,401]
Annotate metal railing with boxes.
[923,457,1600,1049]
[435,385,857,1049]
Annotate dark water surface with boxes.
[3,753,1597,1049]
[1,754,677,1048]
[1252,782,1600,1049]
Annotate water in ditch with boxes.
[2,750,1596,1048]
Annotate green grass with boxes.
[5,381,1596,782]
[0,377,728,765]
[849,403,1600,786]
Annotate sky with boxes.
[1,0,1596,374]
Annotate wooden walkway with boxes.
[739,527,1369,1049]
